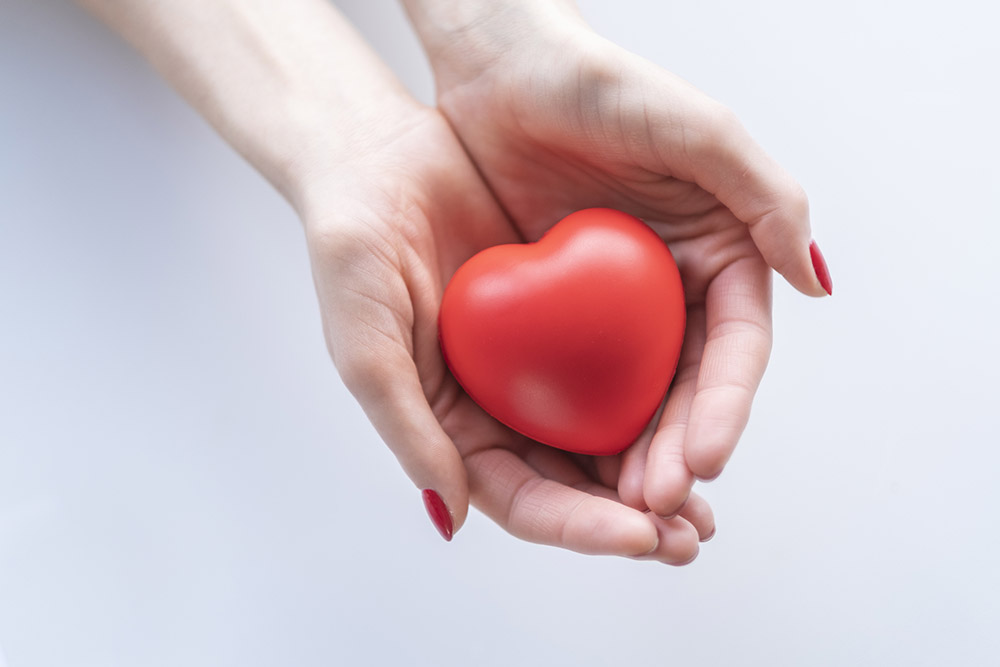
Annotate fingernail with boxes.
[422,489,453,542]
[809,240,833,296]
[701,526,716,543]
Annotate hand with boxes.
[80,0,727,561]
[304,100,714,563]
[403,0,833,519]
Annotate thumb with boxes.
[308,215,469,542]
[674,102,833,297]
[335,334,469,542]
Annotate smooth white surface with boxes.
[2,1,998,665]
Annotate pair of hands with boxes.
[306,3,830,564]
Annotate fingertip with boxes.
[337,337,472,540]
[580,503,659,557]
[682,389,750,482]
[689,455,724,481]
[687,448,728,483]
[731,176,822,298]
[621,511,661,557]
[407,433,470,533]
[810,240,834,296]
[685,433,730,481]
[617,465,649,511]
[644,464,692,520]
[653,518,701,565]
[423,468,473,540]
[685,441,735,486]
[422,488,455,542]
[676,492,716,542]
[643,424,695,519]
[666,545,700,567]
[781,240,832,298]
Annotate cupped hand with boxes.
[417,6,832,519]
[303,102,712,562]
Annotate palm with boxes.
[436,36,774,514]
[309,108,710,561]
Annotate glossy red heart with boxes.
[439,208,686,456]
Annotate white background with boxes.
[2,0,998,665]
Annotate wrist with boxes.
[400,0,589,89]
[287,95,434,224]
[267,82,424,216]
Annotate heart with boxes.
[439,208,686,456]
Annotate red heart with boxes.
[439,208,686,456]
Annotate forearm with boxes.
[78,0,416,211]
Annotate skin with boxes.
[307,103,715,563]
[77,0,825,564]
[403,0,828,522]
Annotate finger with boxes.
[522,449,704,565]
[594,454,623,490]
[566,451,623,491]
[617,399,665,511]
[524,444,591,488]
[638,516,701,566]
[338,336,470,541]
[312,220,470,541]
[322,252,469,540]
[577,479,702,565]
[659,92,830,297]
[465,447,659,557]
[684,256,773,480]
[676,492,716,542]
[641,304,706,518]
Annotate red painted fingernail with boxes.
[810,240,833,296]
[422,489,453,542]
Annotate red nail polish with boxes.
[422,489,453,542]
[809,240,833,296]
